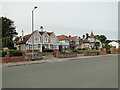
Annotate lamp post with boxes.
[32,6,37,61]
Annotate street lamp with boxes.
[32,6,37,61]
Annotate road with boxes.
[2,54,118,88]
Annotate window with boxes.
[84,45,89,48]
[44,37,48,43]
[76,39,79,44]
[51,38,55,43]
[52,45,58,49]
[90,38,95,42]
[70,39,73,42]
[34,37,40,43]
[28,44,32,49]
[28,44,38,49]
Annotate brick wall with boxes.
[99,49,107,55]
[25,53,42,61]
[41,52,54,56]
[54,53,77,58]
[82,52,98,56]
[0,52,25,63]
[110,48,120,54]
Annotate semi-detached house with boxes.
[16,26,59,52]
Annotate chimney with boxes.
[40,26,43,32]
[22,30,24,41]
[83,34,85,39]
[86,33,89,39]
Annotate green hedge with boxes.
[77,48,89,50]
[2,50,22,57]
[2,51,6,57]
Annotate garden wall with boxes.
[0,52,42,63]
[110,48,120,54]
[82,52,98,56]
[54,53,77,58]
[0,52,25,63]
[99,49,107,55]
[41,52,54,56]
[25,53,42,61]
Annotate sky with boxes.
[1,1,118,40]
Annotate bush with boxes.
[2,51,6,57]
[78,52,82,54]
[3,50,22,57]
[77,48,83,50]
[10,50,22,57]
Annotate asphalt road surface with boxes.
[2,54,118,88]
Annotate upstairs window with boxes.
[44,37,48,43]
[51,38,55,43]
[34,37,40,43]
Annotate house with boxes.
[108,41,119,48]
[15,26,59,52]
[82,32,102,49]
[57,35,83,50]
[57,35,70,49]
[68,35,83,49]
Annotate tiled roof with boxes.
[57,35,78,41]
[68,36,78,41]
[19,34,32,44]
[57,35,69,40]
[47,32,53,36]
[18,30,53,44]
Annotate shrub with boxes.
[78,52,82,54]
[77,48,83,50]
[3,50,22,57]
[2,51,6,57]
[10,50,22,57]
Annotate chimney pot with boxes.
[69,35,71,37]
[86,33,89,39]
[40,26,43,32]
[83,35,85,39]
[22,30,24,41]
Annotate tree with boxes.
[97,35,107,47]
[94,42,100,50]
[97,35,107,43]
[14,36,20,43]
[2,37,14,49]
[105,40,112,44]
[1,17,18,40]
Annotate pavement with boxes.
[2,54,118,88]
[2,54,114,67]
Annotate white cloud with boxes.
[2,2,118,40]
